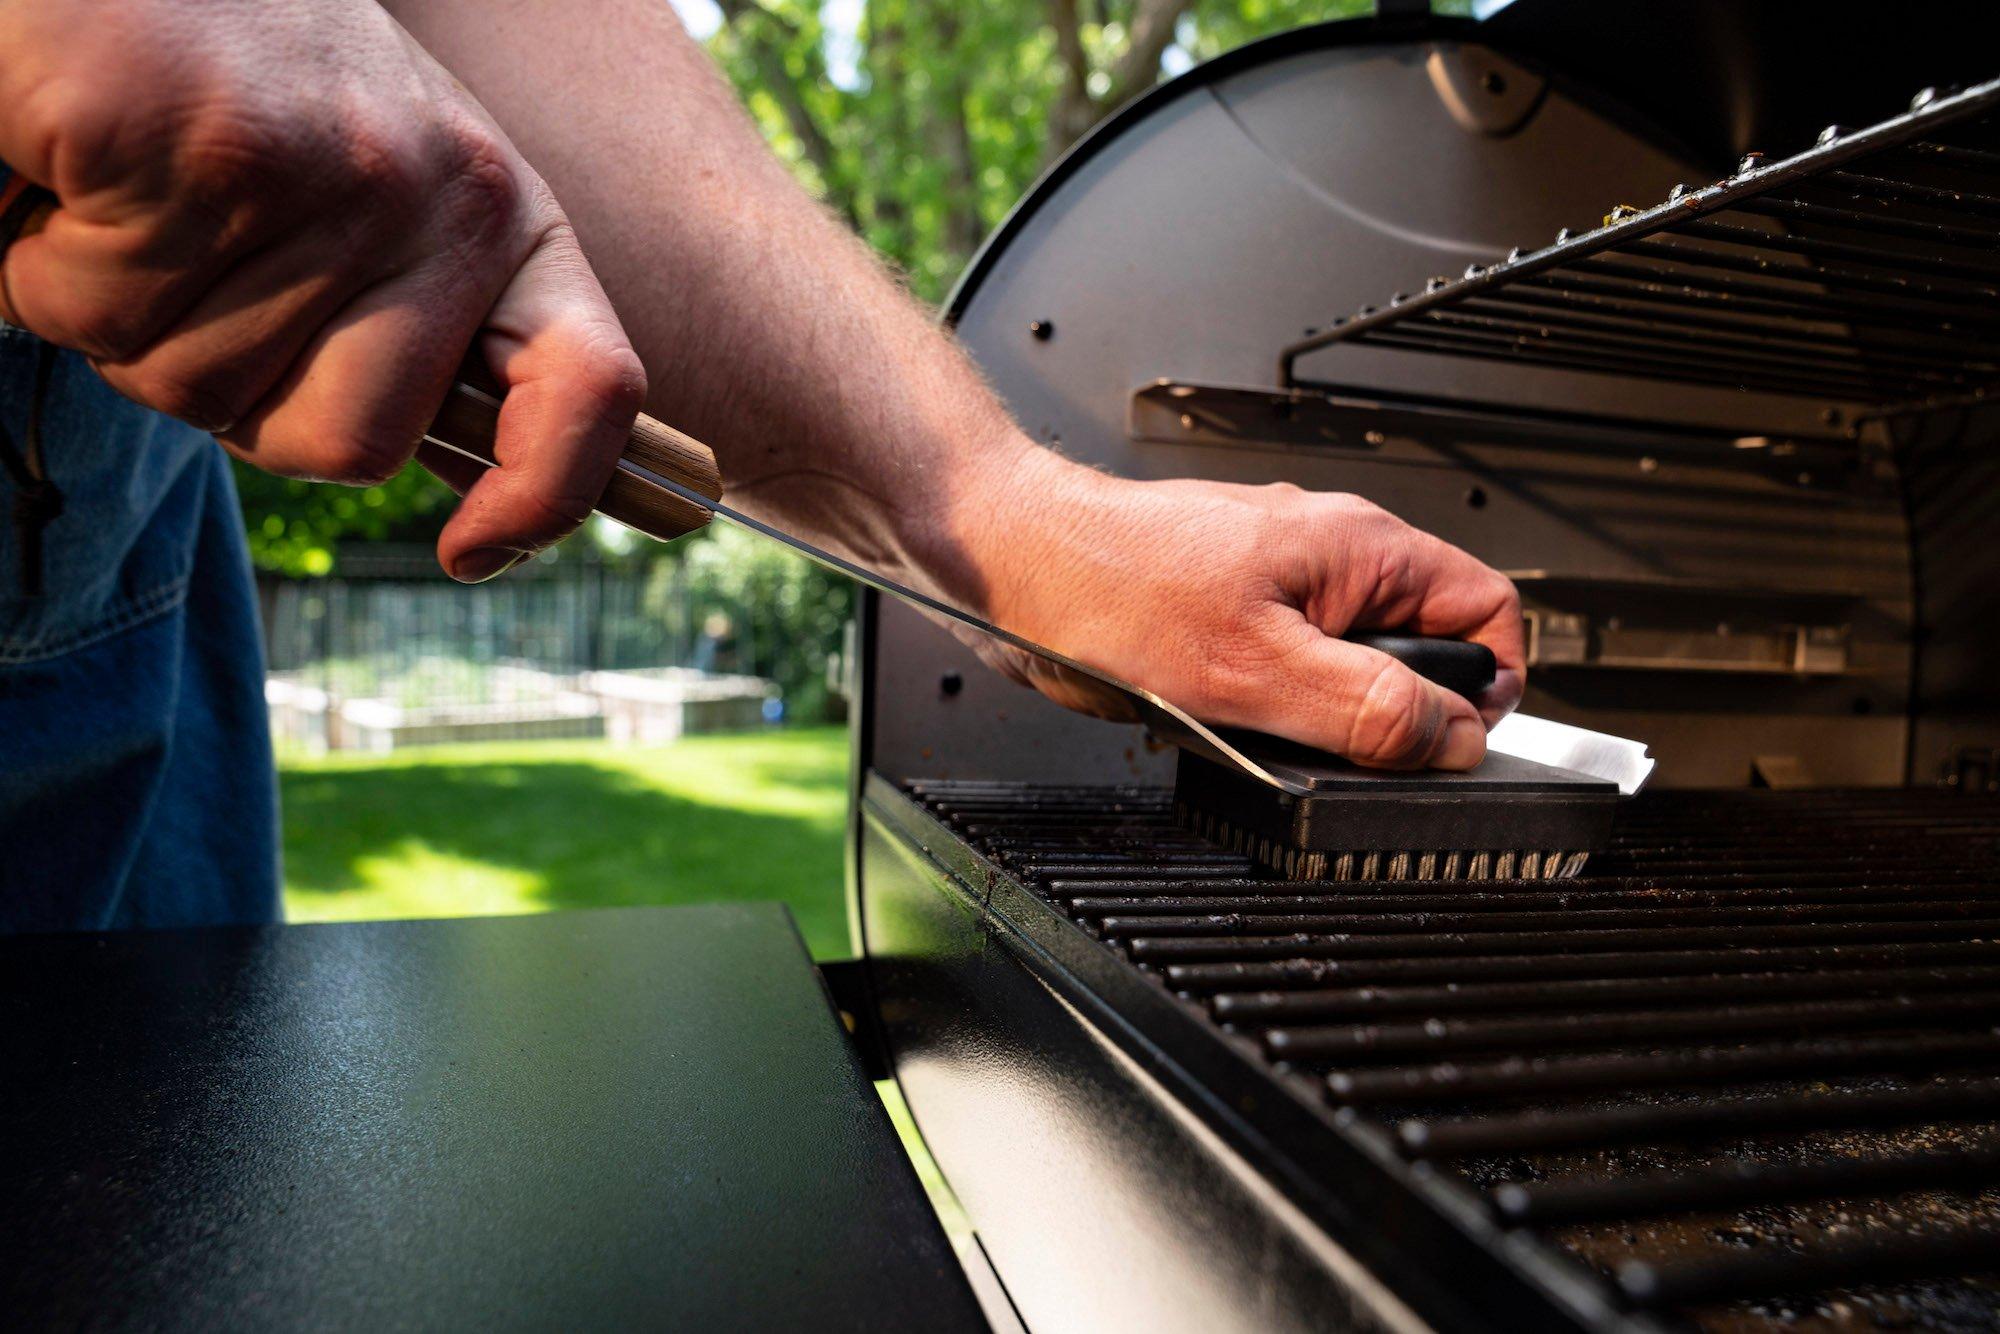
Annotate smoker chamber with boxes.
[847,4,2000,1330]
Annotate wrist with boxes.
[896,428,1089,622]
[934,436,1116,633]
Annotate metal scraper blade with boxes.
[617,456,1654,798]
[1487,712,1655,795]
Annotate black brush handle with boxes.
[1346,633,1495,701]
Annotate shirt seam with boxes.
[0,572,192,665]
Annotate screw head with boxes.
[1029,319,1054,341]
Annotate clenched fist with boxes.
[0,0,643,582]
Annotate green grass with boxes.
[278,727,852,958]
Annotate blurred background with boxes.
[256,0,1389,954]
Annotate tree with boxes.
[706,0,1368,303]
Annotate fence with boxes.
[260,545,849,752]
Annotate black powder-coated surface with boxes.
[0,904,985,1332]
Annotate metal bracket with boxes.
[1132,378,1866,490]
[1130,379,1384,451]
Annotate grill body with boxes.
[850,6,2000,1330]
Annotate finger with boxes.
[1342,524,1526,726]
[91,222,384,431]
[434,227,645,584]
[0,191,264,361]
[1217,630,1487,771]
[0,177,53,325]
[217,258,494,492]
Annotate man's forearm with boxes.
[385,0,1525,770]
[387,0,1038,609]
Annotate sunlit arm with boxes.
[385,0,1525,770]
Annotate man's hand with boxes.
[0,0,645,582]
[959,451,1525,770]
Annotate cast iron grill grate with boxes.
[908,780,2000,1328]
[1280,77,2000,427]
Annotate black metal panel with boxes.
[0,905,984,1332]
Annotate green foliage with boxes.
[708,0,1370,303]
[235,462,452,576]
[644,523,854,719]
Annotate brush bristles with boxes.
[1177,804,1589,882]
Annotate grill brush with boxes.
[1175,635,1634,881]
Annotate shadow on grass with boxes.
[279,759,849,957]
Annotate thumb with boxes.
[1258,637,1488,770]
[435,226,646,582]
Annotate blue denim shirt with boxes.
[0,327,280,931]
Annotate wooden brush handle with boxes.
[422,363,722,542]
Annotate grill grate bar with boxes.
[1125,917,2000,963]
[1265,992,2000,1065]
[1322,1032,2000,1108]
[1098,901,2000,941]
[1614,1224,2000,1309]
[1397,1079,2000,1158]
[1057,871,1996,900]
[1164,941,2000,993]
[1210,965,2000,1025]
[1070,884,1998,916]
[1490,1144,2000,1227]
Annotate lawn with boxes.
[279,726,852,958]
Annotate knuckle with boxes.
[177,96,298,201]
[572,333,648,420]
[436,122,528,240]
[1183,644,1263,716]
[516,490,595,540]
[337,119,431,220]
